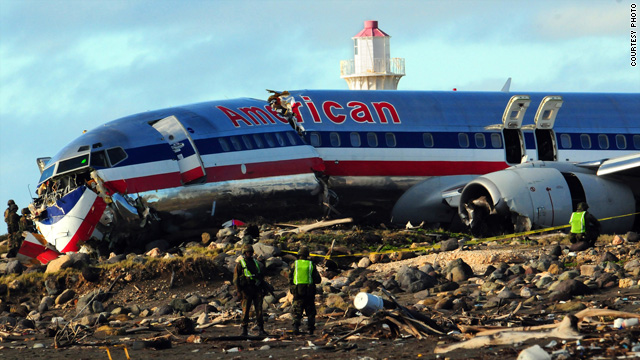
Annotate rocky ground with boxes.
[0,222,639,360]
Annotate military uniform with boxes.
[233,244,267,336]
[569,202,600,249]
[4,201,21,258]
[19,208,36,233]
[289,246,321,335]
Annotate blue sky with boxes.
[1,0,638,215]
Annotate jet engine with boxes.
[458,162,637,236]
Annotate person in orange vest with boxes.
[289,246,321,335]
[569,202,600,250]
[233,244,267,336]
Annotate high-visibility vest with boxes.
[239,257,260,279]
[293,259,313,285]
[570,211,586,234]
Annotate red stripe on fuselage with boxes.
[104,158,506,194]
[61,196,108,253]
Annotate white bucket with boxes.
[354,292,384,315]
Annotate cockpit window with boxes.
[39,165,55,184]
[57,154,90,174]
[107,147,127,166]
[90,150,109,168]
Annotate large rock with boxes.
[549,279,591,301]
[626,231,638,243]
[6,260,24,275]
[252,242,280,258]
[46,255,74,273]
[55,289,76,305]
[395,266,437,292]
[444,258,474,282]
[440,239,458,252]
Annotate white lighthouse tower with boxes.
[340,20,405,90]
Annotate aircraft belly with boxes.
[139,173,322,221]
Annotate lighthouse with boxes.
[340,20,405,90]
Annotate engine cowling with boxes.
[458,162,636,235]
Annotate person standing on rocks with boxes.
[289,246,321,335]
[233,244,267,336]
[4,200,21,257]
[569,202,600,250]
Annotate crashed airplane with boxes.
[22,90,640,262]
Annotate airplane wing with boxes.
[596,153,640,177]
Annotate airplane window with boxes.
[616,134,627,149]
[286,132,298,145]
[491,133,502,148]
[242,135,253,150]
[309,132,321,147]
[57,154,90,174]
[560,134,571,148]
[422,133,434,148]
[264,133,276,147]
[598,134,609,150]
[350,132,361,147]
[458,133,469,148]
[219,138,231,152]
[252,134,264,149]
[542,109,553,120]
[580,134,591,149]
[509,110,519,120]
[385,133,396,147]
[475,133,486,148]
[39,165,56,184]
[106,147,127,166]
[230,136,243,151]
[367,132,378,147]
[90,150,109,168]
[634,135,640,149]
[275,133,286,146]
[78,145,90,152]
[92,143,103,149]
[330,132,341,147]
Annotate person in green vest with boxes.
[288,246,321,335]
[233,244,267,336]
[569,202,600,250]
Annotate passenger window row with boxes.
[560,134,639,150]
[309,132,503,149]
[218,132,299,152]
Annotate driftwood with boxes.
[276,218,353,234]
[434,315,582,354]
[462,308,640,336]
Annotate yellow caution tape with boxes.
[281,211,639,260]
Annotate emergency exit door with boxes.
[501,95,530,164]
[152,115,206,184]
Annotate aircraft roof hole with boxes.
[92,143,103,149]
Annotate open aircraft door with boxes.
[152,115,206,185]
[533,96,562,161]
[501,95,530,164]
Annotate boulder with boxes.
[252,242,280,258]
[626,231,638,243]
[6,260,23,275]
[46,255,74,273]
[549,279,591,301]
[55,289,76,305]
[395,265,437,292]
[445,258,474,282]
[440,238,458,252]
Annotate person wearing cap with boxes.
[289,246,321,335]
[233,244,267,336]
[569,202,600,249]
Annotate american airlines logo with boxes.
[217,96,402,128]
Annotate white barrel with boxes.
[354,292,384,315]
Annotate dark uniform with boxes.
[19,208,36,233]
[569,202,600,249]
[289,246,321,335]
[233,244,267,336]
[4,200,21,258]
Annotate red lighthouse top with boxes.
[353,20,389,37]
